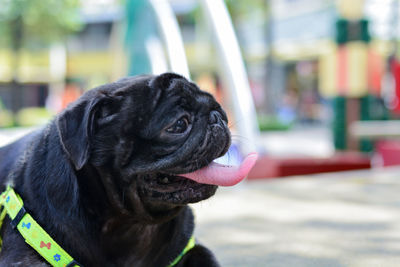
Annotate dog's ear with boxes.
[56,92,105,170]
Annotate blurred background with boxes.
[2,0,400,266]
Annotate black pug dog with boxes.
[0,73,256,266]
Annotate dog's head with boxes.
[56,73,240,219]
[57,73,257,221]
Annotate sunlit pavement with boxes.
[2,127,400,266]
[258,125,334,158]
[192,167,400,267]
[0,127,37,147]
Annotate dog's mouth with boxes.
[180,153,258,186]
[138,153,258,205]
[139,173,217,205]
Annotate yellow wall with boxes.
[67,52,112,78]
[0,49,114,84]
[0,50,51,83]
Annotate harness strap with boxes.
[0,186,195,267]
[0,186,81,267]
[10,206,27,229]
[0,206,7,248]
[167,236,196,267]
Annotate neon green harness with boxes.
[167,236,195,267]
[0,186,81,267]
[0,186,195,267]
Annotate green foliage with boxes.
[225,0,268,21]
[258,115,292,131]
[0,0,82,48]
[0,99,14,127]
[0,110,14,128]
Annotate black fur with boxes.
[0,73,228,266]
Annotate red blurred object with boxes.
[390,58,400,113]
[376,140,400,167]
[61,84,82,111]
[368,49,383,95]
[247,153,371,179]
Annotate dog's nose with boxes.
[209,111,220,125]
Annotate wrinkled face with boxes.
[58,73,231,217]
[113,74,230,206]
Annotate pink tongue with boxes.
[180,153,258,186]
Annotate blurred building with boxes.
[267,0,400,151]
[0,0,124,113]
[268,0,397,112]
[67,0,125,88]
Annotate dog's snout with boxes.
[209,111,220,125]
[209,109,228,125]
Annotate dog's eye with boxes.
[166,117,189,134]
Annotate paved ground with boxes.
[0,127,36,147]
[192,167,400,267]
[258,125,334,158]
